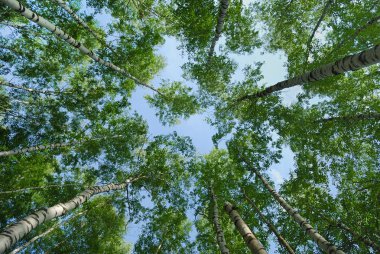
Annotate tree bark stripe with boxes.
[237,45,380,101]
[0,0,161,95]
[224,202,268,254]
[244,163,345,254]
[0,177,141,254]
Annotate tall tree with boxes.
[224,201,268,254]
[242,190,295,254]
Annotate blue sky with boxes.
[126,35,303,251]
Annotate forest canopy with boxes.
[0,0,379,253]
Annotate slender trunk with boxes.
[0,142,72,157]
[0,0,161,95]
[52,0,113,52]
[208,0,229,58]
[0,79,64,95]
[0,21,26,29]
[243,162,345,254]
[224,201,268,254]
[237,44,380,102]
[321,216,380,252]
[210,187,230,254]
[334,15,380,51]
[0,176,142,254]
[242,190,295,254]
[0,134,124,157]
[0,184,82,195]
[305,0,333,62]
[154,241,163,254]
[317,112,380,123]
[9,211,84,254]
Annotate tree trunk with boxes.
[305,0,333,61]
[0,184,82,195]
[0,142,72,157]
[210,187,230,254]
[9,211,84,254]
[237,44,380,102]
[224,201,268,254]
[242,190,295,254]
[321,215,380,252]
[244,164,345,254]
[0,134,125,157]
[0,0,161,95]
[0,176,142,254]
[0,79,68,95]
[317,112,380,123]
[208,0,229,58]
[52,0,114,52]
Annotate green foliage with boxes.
[146,81,200,125]
[1,0,379,253]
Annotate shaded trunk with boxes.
[9,211,84,254]
[210,187,230,254]
[244,163,345,254]
[0,176,142,254]
[317,112,380,123]
[0,184,82,195]
[237,44,380,102]
[321,216,380,252]
[208,0,229,58]
[0,134,124,157]
[0,79,68,95]
[0,142,72,157]
[52,0,114,52]
[242,190,295,254]
[305,0,333,61]
[224,202,268,254]
[0,0,161,95]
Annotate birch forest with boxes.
[0,0,379,253]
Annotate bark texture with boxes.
[224,202,268,254]
[0,142,72,157]
[0,79,68,95]
[237,44,380,101]
[208,0,229,58]
[242,190,295,254]
[9,211,84,254]
[247,166,345,254]
[210,187,230,254]
[0,0,160,94]
[0,177,140,254]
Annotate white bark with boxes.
[224,202,268,254]
[210,187,229,254]
[237,44,380,101]
[0,79,69,95]
[0,142,72,157]
[249,167,345,254]
[9,211,83,254]
[0,0,161,95]
[242,190,295,254]
[0,177,141,254]
[208,0,229,58]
